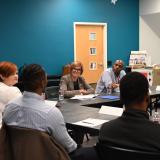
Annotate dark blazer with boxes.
[98,109,160,152]
[60,74,94,98]
[0,123,70,160]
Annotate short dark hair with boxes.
[120,72,149,106]
[22,64,47,92]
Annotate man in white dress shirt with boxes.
[95,60,126,94]
[3,64,77,153]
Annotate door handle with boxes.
[98,63,103,67]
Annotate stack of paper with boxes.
[73,118,109,127]
[156,86,160,91]
[45,100,57,107]
[99,105,123,116]
[70,94,97,100]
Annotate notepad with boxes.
[98,95,119,100]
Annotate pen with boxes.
[82,121,94,125]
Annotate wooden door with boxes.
[74,23,107,84]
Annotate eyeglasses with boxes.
[73,68,81,72]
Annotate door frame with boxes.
[73,22,107,70]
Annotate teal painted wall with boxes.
[0,0,139,75]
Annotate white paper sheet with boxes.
[156,86,160,91]
[70,94,97,100]
[99,105,123,116]
[73,118,109,127]
[45,100,57,107]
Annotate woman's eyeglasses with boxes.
[73,68,81,72]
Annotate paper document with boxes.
[45,100,57,107]
[73,118,109,127]
[70,94,97,100]
[99,105,123,116]
[156,86,160,91]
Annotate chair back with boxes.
[45,86,60,100]
[62,64,71,76]
[0,123,70,160]
[47,75,61,87]
[96,143,160,160]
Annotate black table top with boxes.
[51,86,160,134]
[58,99,118,134]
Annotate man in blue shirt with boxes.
[3,64,77,153]
[95,60,126,94]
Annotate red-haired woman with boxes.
[0,61,22,127]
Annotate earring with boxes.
[0,74,5,81]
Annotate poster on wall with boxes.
[129,50,151,66]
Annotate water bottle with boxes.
[59,89,64,102]
[152,112,160,124]
[41,92,46,100]
[107,84,112,95]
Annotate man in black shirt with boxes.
[97,72,160,152]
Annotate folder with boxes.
[98,95,119,100]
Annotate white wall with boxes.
[140,17,160,64]
[140,0,160,15]
[139,0,160,65]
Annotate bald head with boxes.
[115,60,124,67]
[112,60,124,76]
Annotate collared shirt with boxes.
[3,91,77,153]
[0,82,22,128]
[95,68,126,94]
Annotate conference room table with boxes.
[56,97,120,144]
[55,86,160,128]
[57,97,120,134]
[49,86,160,144]
[148,86,160,115]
